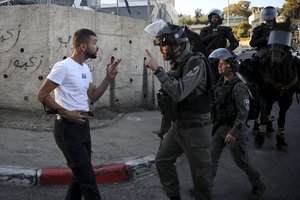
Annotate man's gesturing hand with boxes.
[145,49,159,72]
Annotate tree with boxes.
[178,16,190,26]
[223,0,252,17]
[178,16,194,26]
[194,8,203,19]
[232,21,252,38]
[281,0,300,19]
[178,8,207,26]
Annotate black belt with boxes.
[176,121,211,129]
[55,111,94,120]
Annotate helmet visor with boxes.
[144,19,172,37]
[208,48,234,62]
[260,8,278,21]
[268,30,292,47]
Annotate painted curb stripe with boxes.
[39,167,72,185]
[94,164,130,184]
[39,164,130,186]
[0,155,156,186]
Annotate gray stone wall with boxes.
[0,4,166,112]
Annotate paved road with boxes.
[178,99,300,200]
[1,100,300,200]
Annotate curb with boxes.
[0,154,156,187]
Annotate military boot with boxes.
[249,178,266,200]
[252,121,260,135]
[168,196,181,200]
[255,125,266,148]
[266,115,275,138]
[276,128,288,152]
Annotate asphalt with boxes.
[0,109,162,186]
[1,100,300,199]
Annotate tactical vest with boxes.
[159,51,214,121]
[213,77,241,125]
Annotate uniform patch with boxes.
[82,73,87,79]
[243,99,250,111]
[186,66,199,77]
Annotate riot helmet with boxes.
[207,8,223,25]
[144,19,188,46]
[260,6,278,21]
[208,48,239,73]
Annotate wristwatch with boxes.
[154,66,163,75]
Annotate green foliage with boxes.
[281,0,300,19]
[179,8,203,26]
[232,21,252,38]
[223,0,252,17]
[195,8,203,19]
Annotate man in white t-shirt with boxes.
[37,28,121,200]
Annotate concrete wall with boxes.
[0,4,166,112]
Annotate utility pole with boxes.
[116,0,119,15]
[227,0,229,26]
[147,0,150,22]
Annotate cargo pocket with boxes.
[189,138,211,165]
[190,138,210,148]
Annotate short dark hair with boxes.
[72,29,97,48]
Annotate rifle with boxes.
[156,89,177,139]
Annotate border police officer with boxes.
[250,6,278,65]
[144,19,215,200]
[209,48,266,200]
[200,8,239,57]
[200,8,239,82]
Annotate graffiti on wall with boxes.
[0,25,21,53]
[0,25,73,75]
[0,24,155,109]
[56,35,71,52]
[0,24,44,75]
[2,55,44,74]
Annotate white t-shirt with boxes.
[47,57,92,111]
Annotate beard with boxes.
[162,48,176,61]
[85,49,97,59]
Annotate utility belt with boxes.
[176,120,211,129]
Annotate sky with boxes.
[175,0,286,16]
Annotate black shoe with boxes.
[255,132,265,148]
[252,122,260,135]
[266,121,274,138]
[249,183,266,200]
[276,135,288,152]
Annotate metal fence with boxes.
[0,0,113,9]
[0,0,76,6]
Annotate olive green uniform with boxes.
[155,48,214,200]
[210,75,265,196]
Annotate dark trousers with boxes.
[210,125,262,188]
[155,121,213,200]
[54,116,102,200]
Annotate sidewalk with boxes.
[0,109,162,186]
